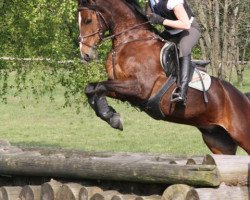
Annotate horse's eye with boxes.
[84,18,92,24]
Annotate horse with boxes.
[77,0,250,155]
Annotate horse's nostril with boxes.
[84,54,91,62]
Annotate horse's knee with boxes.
[85,84,96,96]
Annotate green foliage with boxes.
[0,0,78,58]
[0,0,248,109]
[0,0,110,108]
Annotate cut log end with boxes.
[19,186,41,200]
[161,184,193,200]
[202,154,216,165]
[79,186,103,200]
[90,190,120,200]
[41,180,62,200]
[56,183,82,200]
[55,185,75,200]
[0,186,22,200]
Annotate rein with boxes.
[78,6,152,46]
[78,5,160,78]
[103,21,150,41]
[78,7,109,48]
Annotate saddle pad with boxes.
[189,69,211,91]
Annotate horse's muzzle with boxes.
[82,53,92,62]
[80,51,97,63]
[80,47,98,63]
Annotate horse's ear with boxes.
[78,0,88,6]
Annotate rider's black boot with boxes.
[171,54,192,105]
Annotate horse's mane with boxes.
[79,0,148,21]
[245,92,250,100]
[123,0,149,21]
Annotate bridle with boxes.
[78,7,109,48]
[78,5,152,48]
[78,4,161,78]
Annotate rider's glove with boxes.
[148,13,165,25]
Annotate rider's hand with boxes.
[148,13,165,25]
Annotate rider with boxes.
[148,0,200,104]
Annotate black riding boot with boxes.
[171,55,192,105]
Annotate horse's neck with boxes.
[111,27,152,48]
[104,1,151,47]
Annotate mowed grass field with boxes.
[0,67,249,155]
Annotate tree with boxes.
[190,0,250,85]
[0,0,106,108]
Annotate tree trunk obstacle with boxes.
[161,183,250,200]
[0,140,249,200]
[0,186,22,200]
[19,185,41,200]
[0,143,220,187]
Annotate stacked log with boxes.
[0,144,220,187]
[0,141,249,200]
[0,186,22,200]
[90,190,120,200]
[208,154,250,186]
[55,183,82,200]
[79,186,103,200]
[19,185,41,200]
[161,183,250,200]
[41,179,62,200]
[0,181,249,200]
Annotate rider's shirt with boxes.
[148,0,194,35]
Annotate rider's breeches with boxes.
[160,18,201,58]
[178,27,200,57]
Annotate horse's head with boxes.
[78,0,109,62]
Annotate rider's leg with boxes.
[171,26,200,105]
[171,55,192,103]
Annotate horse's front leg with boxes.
[85,82,123,130]
[85,79,143,131]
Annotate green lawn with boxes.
[0,67,249,155]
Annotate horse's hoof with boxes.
[109,113,123,131]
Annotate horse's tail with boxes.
[245,92,250,100]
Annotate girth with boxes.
[139,75,176,120]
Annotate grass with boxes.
[0,66,249,155]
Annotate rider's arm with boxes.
[162,4,191,30]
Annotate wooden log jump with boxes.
[208,154,250,186]
[55,183,82,200]
[0,140,249,200]
[0,146,220,187]
[162,183,250,200]
[0,186,22,200]
[41,179,62,200]
[19,185,41,200]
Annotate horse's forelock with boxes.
[81,0,89,4]
[78,0,92,7]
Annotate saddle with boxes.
[139,42,211,119]
[160,42,211,92]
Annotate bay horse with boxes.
[78,0,250,155]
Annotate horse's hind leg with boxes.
[198,126,237,155]
[85,83,123,130]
